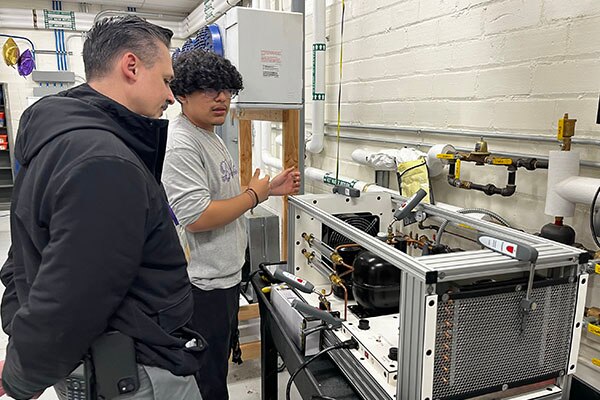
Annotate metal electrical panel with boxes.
[216,7,303,108]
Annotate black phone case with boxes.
[90,331,139,400]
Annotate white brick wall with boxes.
[483,0,542,35]
[303,0,600,250]
[1,0,599,252]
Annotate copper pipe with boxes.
[330,258,353,279]
[332,244,357,277]
[336,281,349,321]
[337,261,354,278]
[335,243,360,251]
[329,275,348,320]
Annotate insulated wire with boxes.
[334,0,345,183]
[285,341,350,400]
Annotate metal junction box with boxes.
[219,7,303,108]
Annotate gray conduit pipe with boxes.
[323,122,600,148]
[435,208,512,246]
[321,132,600,170]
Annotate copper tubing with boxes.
[330,274,349,320]
[337,261,354,278]
[335,281,349,321]
[331,245,356,277]
[394,235,427,248]
[335,243,360,251]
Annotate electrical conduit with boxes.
[1,0,241,39]
[306,0,326,153]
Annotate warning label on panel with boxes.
[261,50,281,78]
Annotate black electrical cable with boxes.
[590,185,600,248]
[286,339,357,400]
[334,0,346,184]
[277,360,286,373]
[243,269,262,294]
[312,396,337,400]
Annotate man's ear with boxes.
[120,52,139,82]
[176,95,186,104]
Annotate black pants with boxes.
[191,284,240,400]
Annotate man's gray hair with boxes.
[83,15,173,81]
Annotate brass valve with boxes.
[330,274,343,286]
[558,113,576,151]
[331,252,344,265]
[301,248,314,261]
[301,232,314,243]
[473,137,490,155]
[387,224,395,242]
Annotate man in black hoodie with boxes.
[0,16,204,400]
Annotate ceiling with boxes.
[62,0,199,14]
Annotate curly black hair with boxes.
[170,50,244,98]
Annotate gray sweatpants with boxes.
[54,365,202,400]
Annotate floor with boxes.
[0,213,301,400]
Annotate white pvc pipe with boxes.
[183,0,241,38]
[262,121,282,169]
[306,0,326,153]
[0,2,244,39]
[74,13,95,32]
[545,150,580,217]
[0,8,187,38]
[351,149,370,165]
[252,121,261,169]
[305,167,397,194]
[555,176,600,206]
[0,20,33,29]
[275,134,283,146]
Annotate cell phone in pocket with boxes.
[90,331,139,400]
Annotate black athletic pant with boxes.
[191,284,240,400]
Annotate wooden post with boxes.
[238,119,252,187]
[235,108,299,260]
[281,109,300,260]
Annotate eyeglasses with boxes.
[199,88,239,100]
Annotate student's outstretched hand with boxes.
[269,167,301,196]
[248,168,270,203]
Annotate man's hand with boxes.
[269,167,301,196]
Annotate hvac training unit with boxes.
[277,191,588,400]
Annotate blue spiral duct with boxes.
[173,24,223,60]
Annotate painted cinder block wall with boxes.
[291,2,600,386]
[296,0,600,250]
